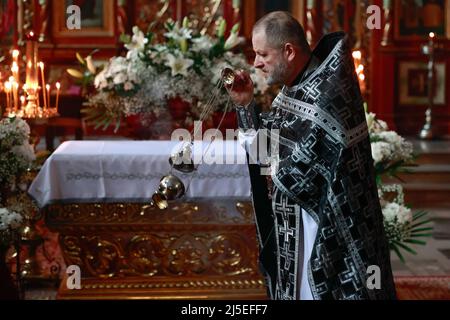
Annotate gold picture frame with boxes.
[395,0,450,40]
[398,61,447,105]
[52,0,115,40]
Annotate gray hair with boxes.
[253,11,310,54]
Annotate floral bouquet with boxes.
[366,111,433,262]
[0,207,22,246]
[379,184,432,263]
[0,116,36,198]
[366,111,416,185]
[77,17,269,133]
[0,116,36,249]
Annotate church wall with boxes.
[1,0,449,136]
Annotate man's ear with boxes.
[283,43,296,62]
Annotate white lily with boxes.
[164,24,192,42]
[67,68,83,78]
[125,26,148,51]
[224,32,241,50]
[165,53,194,77]
[86,55,97,74]
[94,70,108,89]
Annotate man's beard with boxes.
[266,59,288,85]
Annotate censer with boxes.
[151,174,185,210]
[151,67,243,210]
[221,67,246,87]
[168,142,195,173]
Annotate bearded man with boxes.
[226,11,397,300]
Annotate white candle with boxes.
[13,81,19,112]
[5,81,11,113]
[55,82,61,111]
[38,62,47,111]
[35,85,40,110]
[12,50,19,84]
[46,84,50,109]
[9,76,18,112]
[11,61,19,84]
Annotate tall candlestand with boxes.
[23,32,41,118]
[419,32,440,140]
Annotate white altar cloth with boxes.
[28,140,252,208]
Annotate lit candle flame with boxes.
[352,50,362,60]
[352,50,365,94]
[12,50,20,59]
[11,62,19,73]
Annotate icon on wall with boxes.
[398,61,446,105]
[395,0,450,40]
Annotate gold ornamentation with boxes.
[210,232,256,275]
[46,201,266,299]
[46,201,254,225]
[127,235,166,276]
[167,235,209,275]
[84,237,121,278]
[59,231,257,278]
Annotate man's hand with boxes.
[224,69,254,107]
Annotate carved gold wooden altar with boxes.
[44,200,268,299]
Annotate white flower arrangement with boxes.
[366,111,415,182]
[367,111,432,262]
[0,207,23,245]
[382,201,413,225]
[0,207,22,232]
[81,17,268,132]
[0,116,34,246]
[0,116,36,194]
[0,206,23,247]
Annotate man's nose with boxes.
[253,57,263,69]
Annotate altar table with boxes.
[29,140,267,299]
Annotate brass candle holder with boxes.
[2,31,59,119]
[419,32,441,140]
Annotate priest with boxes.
[226,11,396,300]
